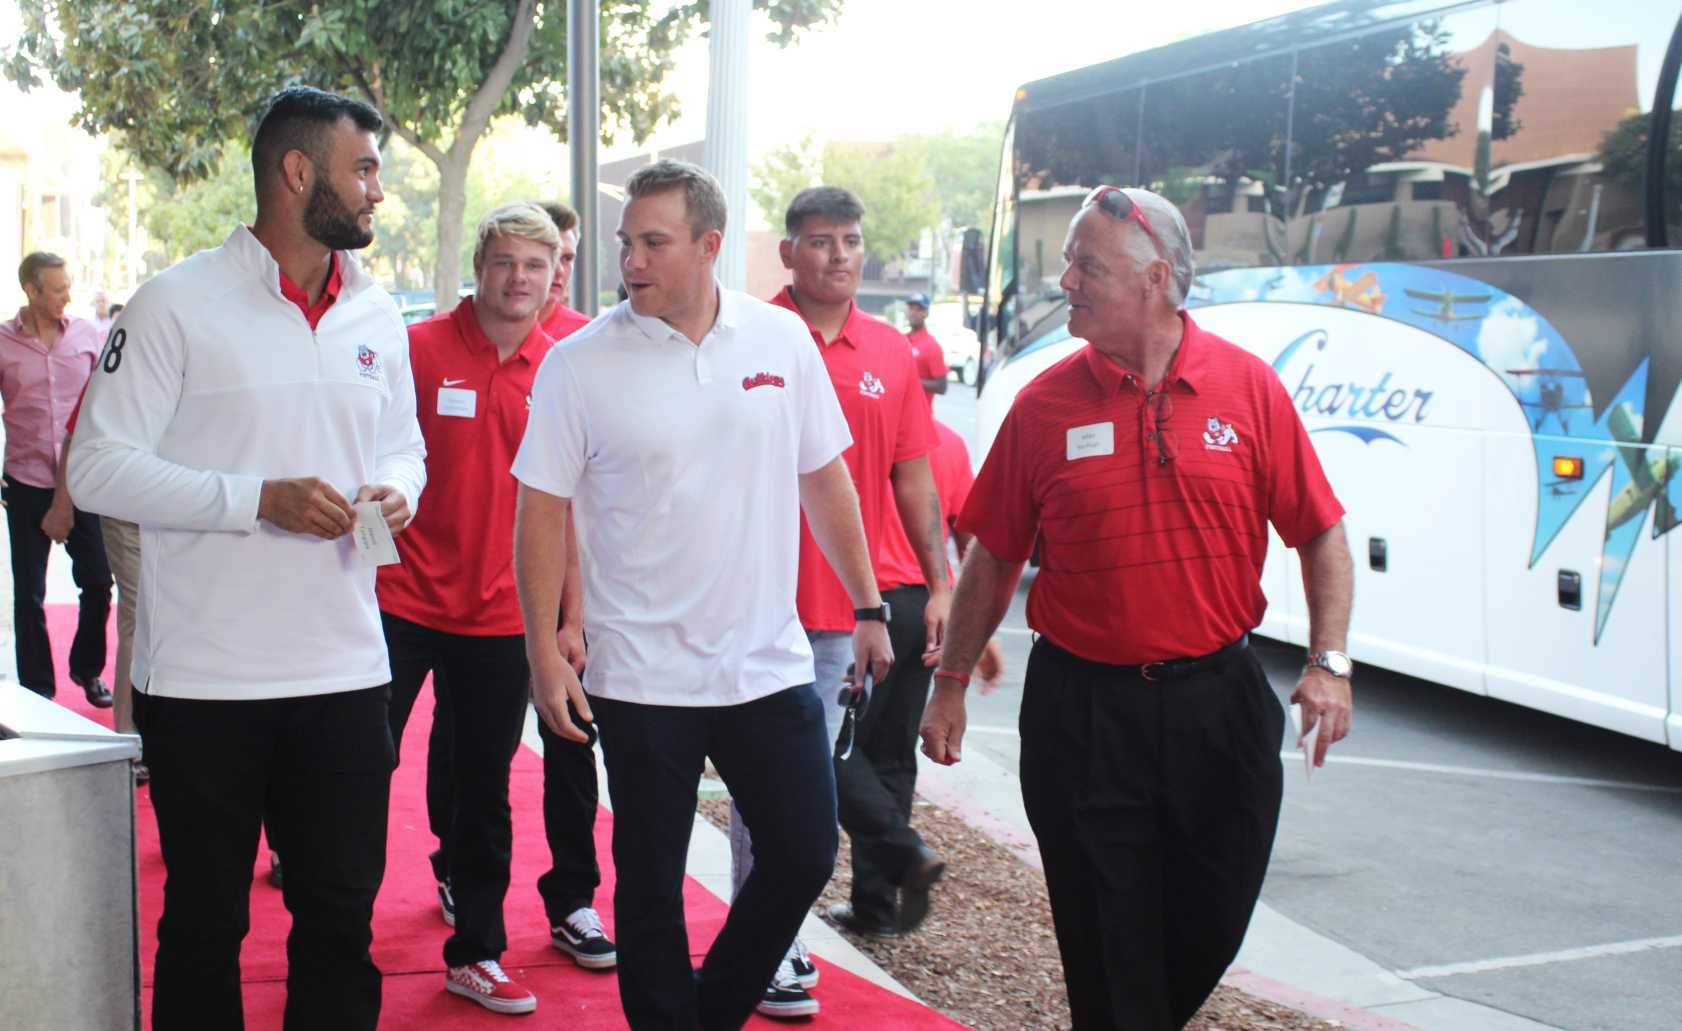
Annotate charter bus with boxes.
[972,0,1682,749]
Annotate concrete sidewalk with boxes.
[913,741,1563,1031]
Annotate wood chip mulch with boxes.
[696,793,1345,1031]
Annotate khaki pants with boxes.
[101,516,140,734]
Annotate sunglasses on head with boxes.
[1082,185,1167,258]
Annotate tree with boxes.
[8,0,843,303]
[822,143,940,267]
[896,126,1001,231]
[750,135,820,232]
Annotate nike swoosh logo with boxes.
[443,378,467,387]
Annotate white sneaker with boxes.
[787,937,818,990]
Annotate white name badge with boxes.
[352,501,401,567]
[437,387,477,418]
[1066,421,1115,460]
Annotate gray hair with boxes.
[624,159,727,240]
[1119,188,1195,308]
[19,251,66,290]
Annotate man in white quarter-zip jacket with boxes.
[68,87,426,1031]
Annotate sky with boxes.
[609,0,1328,159]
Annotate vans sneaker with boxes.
[551,906,616,969]
[445,960,536,1015]
[438,877,456,927]
[756,958,819,1019]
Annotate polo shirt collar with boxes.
[771,285,863,349]
[1081,310,1208,397]
[277,251,342,321]
[6,309,70,341]
[451,297,550,365]
[226,224,368,304]
[623,280,733,344]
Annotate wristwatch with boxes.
[1305,650,1353,678]
[853,603,891,623]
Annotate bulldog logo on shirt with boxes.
[1203,416,1239,452]
[859,371,886,399]
[357,345,384,383]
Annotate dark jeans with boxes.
[593,685,838,1031]
[2,473,111,696]
[134,685,394,1031]
[837,583,934,923]
[1019,637,1284,1031]
[381,611,530,967]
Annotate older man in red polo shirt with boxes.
[378,202,609,1016]
[922,186,1354,1031]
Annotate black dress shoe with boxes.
[824,901,901,939]
[896,845,947,934]
[75,676,113,708]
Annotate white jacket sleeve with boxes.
[68,289,265,532]
[370,324,427,522]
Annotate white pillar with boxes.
[703,0,750,290]
[568,0,600,314]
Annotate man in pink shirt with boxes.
[0,252,112,706]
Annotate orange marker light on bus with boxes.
[1553,456,1584,480]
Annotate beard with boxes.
[304,179,374,250]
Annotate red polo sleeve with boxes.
[891,344,938,464]
[1263,375,1344,547]
[917,337,947,381]
[957,404,1040,564]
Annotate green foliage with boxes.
[9,0,842,299]
[752,126,999,267]
[822,142,940,265]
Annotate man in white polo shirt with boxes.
[68,87,426,1030]
[512,159,892,1031]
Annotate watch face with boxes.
[1318,651,1353,677]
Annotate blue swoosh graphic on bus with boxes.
[1311,425,1404,445]
[1189,263,1670,644]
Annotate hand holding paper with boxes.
[353,501,401,567]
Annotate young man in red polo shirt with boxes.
[378,203,608,1016]
[538,200,590,340]
[922,187,1355,1031]
[729,185,952,1017]
[902,291,948,408]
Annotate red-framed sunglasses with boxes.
[1082,185,1167,258]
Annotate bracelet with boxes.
[933,668,971,688]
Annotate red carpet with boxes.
[45,604,965,1029]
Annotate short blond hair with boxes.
[472,202,561,269]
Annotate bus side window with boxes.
[1134,56,1292,272]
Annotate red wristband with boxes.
[933,668,971,688]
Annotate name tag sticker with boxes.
[353,501,401,567]
[437,387,477,418]
[1066,421,1115,461]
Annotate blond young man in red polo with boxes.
[922,187,1354,1031]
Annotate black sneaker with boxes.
[823,901,900,939]
[438,877,456,927]
[268,851,283,889]
[75,675,113,709]
[551,906,616,969]
[788,938,818,990]
[756,959,819,1019]
[896,845,946,935]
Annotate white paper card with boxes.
[353,501,401,567]
[1066,421,1115,461]
[1289,702,1320,782]
[437,387,477,418]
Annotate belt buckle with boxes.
[1139,661,1165,682]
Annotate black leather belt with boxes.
[1123,634,1249,682]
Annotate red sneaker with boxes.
[446,960,537,1015]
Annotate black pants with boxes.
[1020,637,1284,1031]
[593,685,838,1031]
[537,703,602,923]
[2,473,110,696]
[135,685,394,1031]
[836,583,934,923]
[381,611,530,967]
